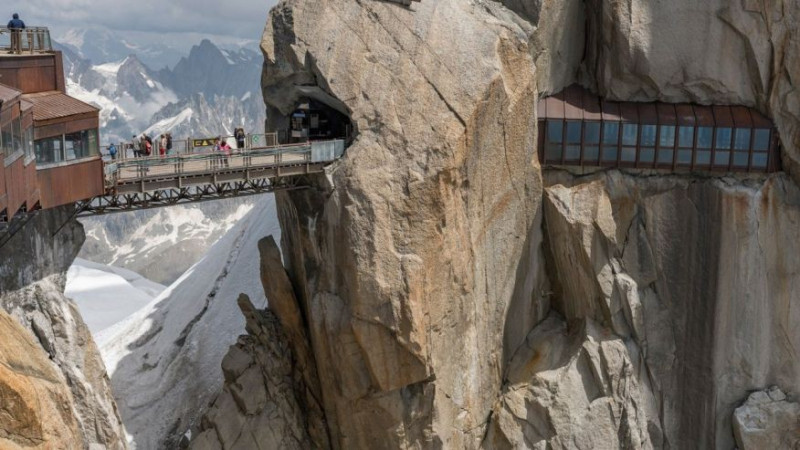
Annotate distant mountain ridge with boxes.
[56,37,265,143]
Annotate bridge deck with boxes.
[77,140,345,216]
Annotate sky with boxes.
[5,0,278,46]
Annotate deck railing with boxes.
[103,139,345,187]
[0,27,53,54]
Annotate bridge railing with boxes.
[101,132,282,162]
[0,27,53,54]
[103,140,339,187]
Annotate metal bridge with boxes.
[75,138,345,216]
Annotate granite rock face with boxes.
[263,0,545,448]
[0,309,83,449]
[196,0,800,448]
[0,206,126,450]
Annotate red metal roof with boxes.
[537,85,776,131]
[21,91,99,122]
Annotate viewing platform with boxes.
[0,26,53,55]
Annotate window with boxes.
[23,124,33,161]
[639,125,656,164]
[1,120,11,157]
[601,122,619,162]
[545,120,563,161]
[678,126,694,148]
[35,136,64,164]
[658,125,675,164]
[584,122,601,162]
[621,124,637,162]
[732,128,751,167]
[65,129,99,160]
[696,127,713,165]
[714,127,732,166]
[565,121,581,160]
[753,129,770,152]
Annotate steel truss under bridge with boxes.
[75,176,313,216]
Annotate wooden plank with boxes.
[36,157,104,208]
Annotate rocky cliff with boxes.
[195,0,800,448]
[0,206,126,450]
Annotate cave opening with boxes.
[286,98,354,145]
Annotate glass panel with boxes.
[753,129,770,151]
[677,149,693,165]
[657,149,674,164]
[752,153,768,168]
[715,128,732,149]
[714,151,730,166]
[621,147,637,162]
[585,122,601,144]
[622,124,638,146]
[65,129,98,160]
[565,144,581,160]
[603,123,619,144]
[678,126,695,148]
[696,150,711,165]
[24,124,34,160]
[733,128,751,151]
[584,146,599,162]
[659,125,676,148]
[35,137,64,164]
[639,148,655,164]
[640,125,657,147]
[545,143,562,161]
[697,127,713,149]
[566,121,581,144]
[1,120,11,156]
[733,151,749,167]
[601,146,618,162]
[547,121,563,143]
[12,116,23,154]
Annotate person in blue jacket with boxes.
[7,13,25,54]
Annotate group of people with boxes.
[105,128,247,162]
[129,133,173,158]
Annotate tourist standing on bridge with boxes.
[166,133,173,154]
[235,127,246,151]
[108,143,117,160]
[159,134,167,157]
[6,13,25,54]
[220,139,232,168]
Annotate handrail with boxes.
[103,139,345,188]
[0,26,53,54]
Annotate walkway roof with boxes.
[21,91,99,123]
[538,84,773,128]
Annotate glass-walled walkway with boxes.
[538,85,780,173]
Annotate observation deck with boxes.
[0,26,53,55]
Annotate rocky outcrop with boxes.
[0,309,83,449]
[0,206,126,450]
[190,295,313,450]
[733,387,800,449]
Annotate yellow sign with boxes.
[192,138,216,147]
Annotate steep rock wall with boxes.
[0,207,126,450]
[261,0,553,447]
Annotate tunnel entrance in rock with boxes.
[287,99,353,144]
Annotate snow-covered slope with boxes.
[66,258,165,335]
[79,197,255,285]
[98,194,280,449]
